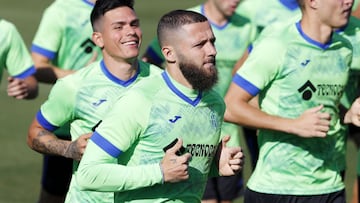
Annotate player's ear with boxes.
[308,0,318,9]
[92,32,104,49]
[162,46,176,63]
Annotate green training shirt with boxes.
[36,59,162,203]
[236,0,301,32]
[339,16,360,109]
[31,0,102,70]
[77,71,225,202]
[233,20,352,195]
[0,19,35,83]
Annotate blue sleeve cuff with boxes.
[91,131,122,158]
[36,110,59,132]
[248,44,253,53]
[232,74,260,96]
[31,44,56,60]
[12,66,36,79]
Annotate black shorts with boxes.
[202,173,243,201]
[244,187,346,203]
[41,154,73,196]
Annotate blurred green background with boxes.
[0,0,357,202]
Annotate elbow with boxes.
[27,130,36,150]
[27,126,34,149]
[27,120,40,150]
[224,108,235,123]
[76,166,95,190]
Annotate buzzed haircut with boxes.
[157,9,208,47]
[90,0,134,31]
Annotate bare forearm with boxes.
[225,102,293,134]
[34,66,74,84]
[32,53,77,83]
[30,129,71,157]
[24,76,38,99]
[225,98,330,138]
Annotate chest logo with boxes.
[81,38,96,54]
[298,80,316,101]
[92,99,107,107]
[169,116,182,123]
[301,59,310,67]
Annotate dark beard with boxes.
[179,61,218,91]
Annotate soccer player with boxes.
[30,0,102,202]
[0,18,38,100]
[27,0,162,202]
[76,9,244,203]
[337,15,360,203]
[32,0,102,83]
[224,0,359,202]
[142,1,258,202]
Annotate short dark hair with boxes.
[90,0,134,31]
[157,10,208,47]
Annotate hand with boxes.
[344,98,360,126]
[218,136,244,176]
[64,133,92,161]
[7,77,29,99]
[291,105,330,138]
[160,138,191,183]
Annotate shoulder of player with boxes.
[349,16,360,27]
[0,19,12,29]
[202,89,226,107]
[229,12,254,28]
[43,0,78,17]
[0,19,18,38]
[332,31,354,51]
[251,35,288,58]
[127,73,164,95]
[253,21,297,50]
[340,16,360,37]
[57,62,99,86]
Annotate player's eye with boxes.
[131,20,140,27]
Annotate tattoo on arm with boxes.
[32,130,70,157]
[64,140,82,161]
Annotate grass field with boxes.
[0,0,358,202]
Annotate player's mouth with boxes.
[204,59,216,69]
[342,6,352,17]
[122,39,139,47]
[229,5,237,12]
